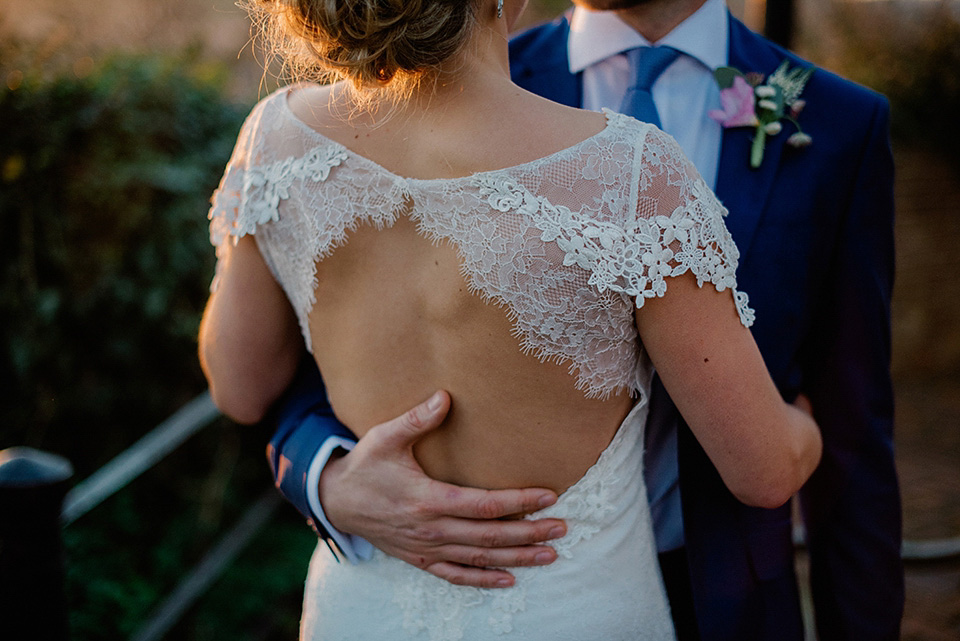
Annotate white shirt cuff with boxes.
[305,436,375,563]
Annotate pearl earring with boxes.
[497,0,503,19]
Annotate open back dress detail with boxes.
[208,86,754,640]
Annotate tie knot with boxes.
[626,46,681,92]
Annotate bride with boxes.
[198,0,822,638]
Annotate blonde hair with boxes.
[246,0,479,101]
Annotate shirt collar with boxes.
[568,0,729,73]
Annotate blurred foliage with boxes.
[818,2,960,165]
[0,48,245,466]
[63,419,316,640]
[169,500,318,641]
[0,45,319,639]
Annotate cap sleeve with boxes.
[632,125,753,325]
[206,99,278,292]
[553,117,754,327]
[613,124,754,327]
[208,100,269,250]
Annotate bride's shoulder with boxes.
[228,84,307,152]
[599,108,644,132]
[237,82,345,138]
[521,101,671,164]
[596,109,668,145]
[240,83,298,123]
[283,82,344,125]
[510,92,607,149]
[596,111,694,170]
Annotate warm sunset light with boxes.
[1,1,957,640]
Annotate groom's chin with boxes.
[573,0,659,10]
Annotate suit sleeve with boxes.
[798,97,904,641]
[267,355,372,562]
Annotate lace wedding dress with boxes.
[209,86,754,641]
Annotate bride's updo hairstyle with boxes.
[247,0,480,100]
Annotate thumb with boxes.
[374,390,451,450]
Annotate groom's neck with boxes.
[598,0,709,43]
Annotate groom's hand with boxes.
[319,391,567,588]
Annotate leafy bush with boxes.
[0,49,247,468]
[0,47,317,639]
[62,420,315,641]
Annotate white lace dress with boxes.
[209,86,754,641]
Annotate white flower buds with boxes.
[787,132,813,148]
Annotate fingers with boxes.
[371,390,451,450]
[438,485,559,520]
[432,543,559,570]
[426,516,567,548]
[424,562,518,589]
[421,540,561,588]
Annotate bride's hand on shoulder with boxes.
[320,391,568,589]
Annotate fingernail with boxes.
[548,526,565,539]
[535,551,554,564]
[427,392,443,411]
[496,578,513,588]
[537,494,556,508]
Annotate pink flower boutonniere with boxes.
[709,60,814,169]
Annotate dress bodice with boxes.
[208,86,753,401]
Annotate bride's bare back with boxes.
[292,83,631,492]
[310,215,630,492]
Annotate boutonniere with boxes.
[708,60,814,169]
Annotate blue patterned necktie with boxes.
[619,46,681,129]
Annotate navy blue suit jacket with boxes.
[267,12,903,640]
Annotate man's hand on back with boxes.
[320,390,568,588]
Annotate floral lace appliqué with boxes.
[381,399,646,641]
[208,88,755,401]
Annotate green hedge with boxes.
[0,51,247,466]
[1,49,315,640]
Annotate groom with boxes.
[266,1,903,639]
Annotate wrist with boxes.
[306,437,374,563]
[318,450,349,533]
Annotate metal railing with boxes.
[0,391,280,641]
[793,524,960,562]
[1,391,958,641]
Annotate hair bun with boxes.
[252,0,477,92]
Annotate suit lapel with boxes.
[513,14,785,256]
[509,14,582,108]
[715,15,786,256]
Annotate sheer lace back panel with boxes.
[209,86,754,401]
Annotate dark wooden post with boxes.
[765,0,795,49]
[0,447,74,641]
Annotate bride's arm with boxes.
[199,235,302,424]
[635,273,822,508]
